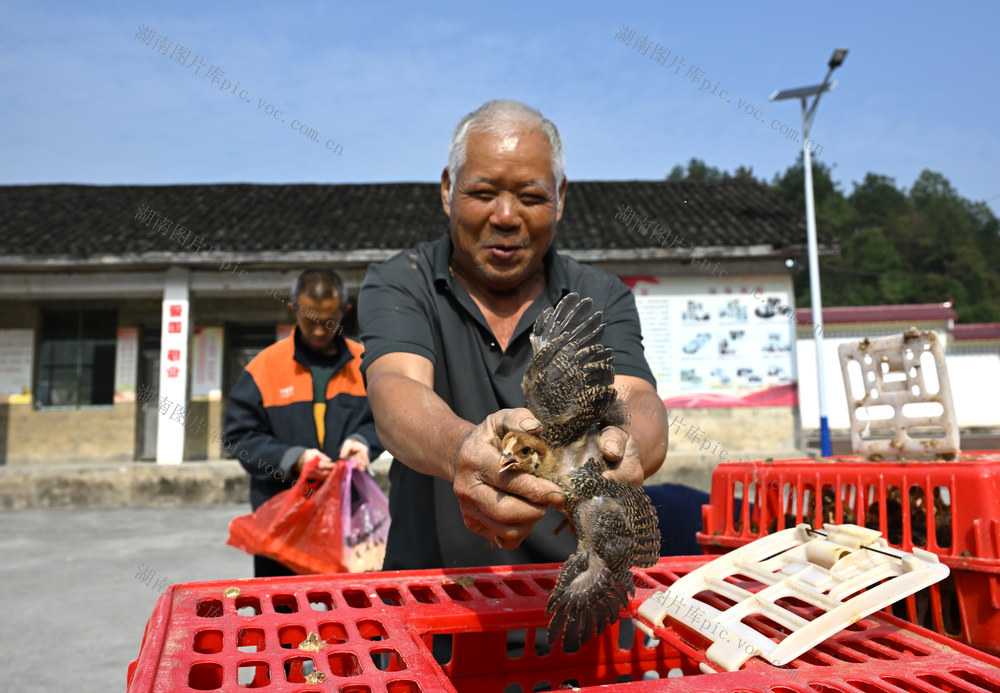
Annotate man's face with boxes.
[441,127,567,293]
[290,293,350,356]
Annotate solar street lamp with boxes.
[770,48,848,457]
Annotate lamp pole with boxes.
[770,48,848,458]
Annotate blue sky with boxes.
[2,1,998,214]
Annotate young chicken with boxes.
[499,292,660,650]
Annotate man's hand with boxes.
[612,376,668,479]
[339,438,371,471]
[452,408,565,550]
[294,448,336,479]
[598,426,645,488]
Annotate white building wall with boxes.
[795,333,855,431]
[946,352,1000,428]
[797,332,1000,432]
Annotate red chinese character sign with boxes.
[161,304,187,381]
[157,290,189,464]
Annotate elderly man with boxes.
[359,100,668,571]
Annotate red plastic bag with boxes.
[227,459,390,574]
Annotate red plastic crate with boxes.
[126,555,1000,692]
[696,451,1000,655]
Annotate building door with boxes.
[223,324,279,405]
[220,325,277,461]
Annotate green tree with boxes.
[666,164,686,181]
[827,228,911,306]
[903,170,999,320]
[769,160,1000,321]
[850,173,909,230]
[668,158,998,319]
[770,155,855,308]
[770,155,855,240]
[666,159,761,182]
[666,158,729,181]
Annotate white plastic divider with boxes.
[837,327,960,461]
[636,523,949,673]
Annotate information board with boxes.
[0,328,33,402]
[626,275,798,407]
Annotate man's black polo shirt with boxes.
[359,232,656,570]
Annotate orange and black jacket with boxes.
[224,329,382,509]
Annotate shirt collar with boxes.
[292,326,352,372]
[431,231,569,300]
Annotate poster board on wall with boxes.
[0,329,33,403]
[114,327,139,402]
[625,274,798,408]
[191,327,223,400]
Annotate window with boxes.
[36,309,117,407]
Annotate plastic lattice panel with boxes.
[637,523,949,673]
[128,555,1000,693]
[838,328,960,461]
[694,452,1000,655]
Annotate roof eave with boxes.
[562,244,793,262]
[0,250,400,271]
[0,242,837,271]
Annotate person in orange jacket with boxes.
[225,268,382,576]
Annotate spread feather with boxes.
[500,292,661,650]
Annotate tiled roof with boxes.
[0,179,824,260]
[953,323,1000,341]
[796,302,957,325]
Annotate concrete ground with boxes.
[0,456,723,692]
[0,503,251,693]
